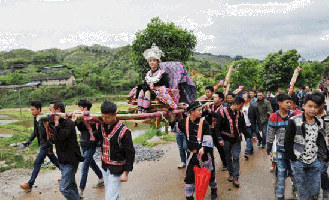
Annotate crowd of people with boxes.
[169,85,329,200]
[19,100,135,200]
[16,43,329,200]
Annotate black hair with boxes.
[257,90,264,94]
[31,101,42,110]
[78,99,92,111]
[226,92,235,98]
[277,93,291,102]
[312,91,325,104]
[215,91,225,100]
[205,86,214,93]
[291,94,299,105]
[233,97,245,105]
[304,94,322,106]
[101,100,117,114]
[54,102,65,113]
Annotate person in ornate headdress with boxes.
[137,44,177,113]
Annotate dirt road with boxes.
[0,140,296,200]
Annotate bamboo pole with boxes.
[224,64,235,96]
[288,63,302,95]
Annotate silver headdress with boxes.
[143,43,165,60]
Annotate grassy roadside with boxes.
[133,124,176,147]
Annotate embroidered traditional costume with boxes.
[178,116,217,199]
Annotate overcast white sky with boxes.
[0,0,328,61]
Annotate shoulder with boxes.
[269,113,278,122]
[290,114,303,126]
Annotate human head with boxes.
[30,101,42,117]
[303,94,322,118]
[148,58,159,71]
[243,93,251,103]
[291,94,299,109]
[101,100,117,124]
[78,99,92,111]
[214,92,225,105]
[205,86,214,99]
[143,44,164,70]
[226,92,235,104]
[49,101,56,113]
[231,97,245,111]
[305,86,310,92]
[257,91,264,101]
[249,90,256,99]
[312,91,325,112]
[277,93,292,111]
[54,102,65,113]
[187,101,202,119]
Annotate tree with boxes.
[131,17,197,75]
[230,59,261,90]
[296,61,328,88]
[260,49,301,91]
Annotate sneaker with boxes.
[79,189,84,199]
[270,163,276,172]
[93,179,104,188]
[232,179,240,188]
[277,196,284,200]
[227,176,233,182]
[178,162,186,169]
[244,154,249,160]
[19,183,32,192]
[211,188,218,199]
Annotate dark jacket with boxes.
[217,106,251,143]
[49,118,84,166]
[27,117,51,147]
[178,117,213,152]
[97,121,135,175]
[255,99,273,125]
[76,121,100,148]
[284,113,329,162]
[247,104,261,132]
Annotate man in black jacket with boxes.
[76,99,103,198]
[217,97,251,188]
[242,94,261,159]
[97,100,135,200]
[49,102,83,200]
[20,101,60,192]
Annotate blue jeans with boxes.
[291,159,322,200]
[28,145,59,187]
[321,162,329,190]
[175,132,187,164]
[224,141,241,179]
[59,163,80,200]
[261,123,267,146]
[245,126,254,154]
[275,150,293,198]
[80,145,103,190]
